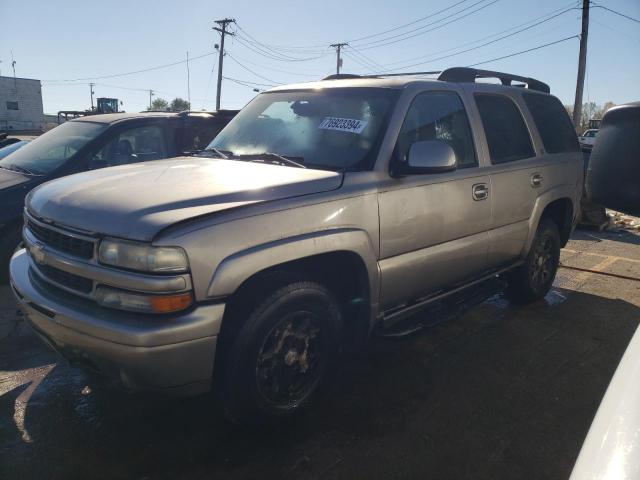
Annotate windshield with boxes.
[207,88,399,171]
[0,121,107,175]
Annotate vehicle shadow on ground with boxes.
[2,286,639,480]
[573,227,640,246]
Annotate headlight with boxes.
[98,238,189,273]
[95,285,193,313]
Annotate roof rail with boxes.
[323,71,441,80]
[438,67,550,93]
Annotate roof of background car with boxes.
[69,112,180,124]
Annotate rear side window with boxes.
[523,93,579,153]
[475,94,534,164]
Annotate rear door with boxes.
[378,89,491,309]
[470,92,541,268]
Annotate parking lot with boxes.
[1,225,639,480]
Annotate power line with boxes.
[222,53,325,77]
[42,51,216,83]
[592,3,640,23]
[235,23,329,61]
[233,35,329,62]
[379,5,579,71]
[591,17,640,43]
[222,76,274,93]
[226,53,281,85]
[353,0,500,50]
[380,1,578,67]
[347,0,472,43]
[346,45,386,72]
[467,35,579,67]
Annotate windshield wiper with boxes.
[204,147,231,159]
[237,152,306,169]
[2,164,41,175]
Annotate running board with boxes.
[380,262,523,329]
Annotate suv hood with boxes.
[28,158,342,241]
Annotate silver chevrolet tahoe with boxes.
[10,67,583,421]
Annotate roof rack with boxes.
[438,67,550,93]
[322,71,441,81]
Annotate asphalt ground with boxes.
[1,225,639,480]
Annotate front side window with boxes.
[395,91,477,169]
[89,124,167,169]
[522,93,579,153]
[208,88,398,171]
[0,121,106,175]
[475,94,535,164]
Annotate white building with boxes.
[0,76,44,133]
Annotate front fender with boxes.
[205,227,380,302]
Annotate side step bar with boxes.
[380,262,523,329]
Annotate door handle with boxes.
[472,183,489,201]
[531,173,543,188]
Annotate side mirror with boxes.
[406,140,457,174]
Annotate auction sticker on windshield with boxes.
[319,117,368,134]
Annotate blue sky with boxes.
[1,0,638,114]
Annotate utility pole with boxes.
[10,50,16,78]
[213,18,235,111]
[89,83,95,110]
[149,89,154,110]
[186,51,191,108]
[330,43,348,74]
[572,0,589,131]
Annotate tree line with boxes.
[565,101,616,133]
[147,97,191,112]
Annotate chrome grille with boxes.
[27,218,94,259]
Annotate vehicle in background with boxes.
[570,325,640,480]
[587,102,639,216]
[578,128,598,150]
[10,68,582,422]
[0,110,237,281]
[57,97,122,124]
[0,140,30,159]
[0,133,23,148]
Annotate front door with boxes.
[378,90,491,310]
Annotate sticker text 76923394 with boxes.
[318,117,368,134]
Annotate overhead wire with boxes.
[379,4,580,71]
[42,51,216,83]
[467,35,579,67]
[591,3,640,24]
[352,0,500,50]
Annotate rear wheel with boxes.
[221,280,342,424]
[506,217,561,304]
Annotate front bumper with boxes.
[10,249,225,396]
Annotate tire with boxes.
[506,217,561,304]
[221,281,342,424]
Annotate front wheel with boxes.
[506,217,561,304]
[221,281,342,423]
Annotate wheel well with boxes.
[541,198,573,246]
[218,251,371,359]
